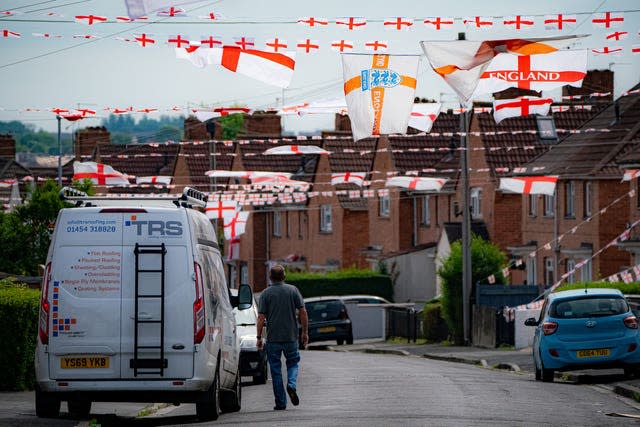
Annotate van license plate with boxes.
[61,357,110,369]
[318,326,336,333]
[576,348,610,358]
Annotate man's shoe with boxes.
[287,386,299,406]
[274,406,286,411]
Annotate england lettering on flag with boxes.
[493,97,553,124]
[408,103,441,133]
[342,54,419,141]
[330,172,367,186]
[499,176,558,195]
[474,49,587,97]
[73,161,130,186]
[386,176,447,192]
[420,35,583,102]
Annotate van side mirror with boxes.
[524,317,539,327]
[236,283,253,310]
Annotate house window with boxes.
[566,259,576,284]
[529,194,537,217]
[583,181,592,217]
[320,205,332,232]
[526,256,537,286]
[421,195,430,226]
[544,257,555,286]
[564,181,575,218]
[470,188,482,218]
[543,194,555,217]
[240,263,249,285]
[379,195,390,217]
[580,259,592,282]
[536,116,558,141]
[273,211,281,237]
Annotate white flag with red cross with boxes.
[544,14,577,30]
[342,54,419,141]
[73,161,130,186]
[263,145,330,155]
[408,103,441,132]
[474,50,587,97]
[227,237,241,261]
[622,170,640,181]
[499,176,558,195]
[176,45,296,88]
[493,97,553,124]
[136,176,172,185]
[205,200,239,221]
[420,36,584,102]
[331,172,367,186]
[386,176,447,192]
[223,210,250,240]
[125,0,203,19]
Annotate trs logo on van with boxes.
[125,216,183,236]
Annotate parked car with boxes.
[231,289,268,385]
[304,297,353,345]
[525,288,640,382]
[340,295,391,305]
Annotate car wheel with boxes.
[337,339,344,345]
[196,361,221,421]
[67,400,91,419]
[541,361,554,383]
[624,366,640,379]
[35,385,60,418]
[220,371,241,413]
[346,332,354,345]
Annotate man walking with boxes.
[257,264,309,410]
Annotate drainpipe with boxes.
[553,186,559,286]
[412,195,418,247]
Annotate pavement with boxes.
[308,339,640,403]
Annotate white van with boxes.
[35,187,253,421]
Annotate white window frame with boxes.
[379,195,390,218]
[580,259,592,282]
[566,259,576,284]
[584,181,592,217]
[529,194,537,217]
[526,256,537,286]
[471,188,482,218]
[320,204,332,232]
[273,211,281,237]
[543,194,555,217]
[544,257,554,286]
[564,181,575,218]
[421,195,431,226]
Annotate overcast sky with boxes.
[0,0,638,134]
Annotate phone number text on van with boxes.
[66,225,117,233]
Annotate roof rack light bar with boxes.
[59,186,208,209]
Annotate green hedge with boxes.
[0,282,39,391]
[286,269,393,301]
[422,301,449,342]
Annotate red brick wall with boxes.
[597,180,631,277]
[399,196,414,251]
[184,116,211,140]
[368,136,399,254]
[74,127,110,160]
[342,210,369,268]
[250,211,267,292]
[493,193,523,251]
[0,134,16,159]
[242,113,281,136]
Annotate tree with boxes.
[437,235,508,345]
[219,114,244,139]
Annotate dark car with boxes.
[304,297,354,345]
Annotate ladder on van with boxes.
[132,243,167,377]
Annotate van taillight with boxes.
[39,263,52,345]
[542,321,558,335]
[193,262,206,344]
[339,308,348,320]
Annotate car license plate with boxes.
[576,348,610,358]
[318,326,336,333]
[61,356,110,369]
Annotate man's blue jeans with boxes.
[265,341,300,408]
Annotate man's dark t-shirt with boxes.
[258,282,304,343]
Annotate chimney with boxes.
[184,116,213,140]
[0,134,16,160]
[562,69,614,103]
[74,126,110,160]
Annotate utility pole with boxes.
[57,115,62,186]
[458,32,473,345]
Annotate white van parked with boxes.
[35,187,253,421]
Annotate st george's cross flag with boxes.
[408,103,441,132]
[420,35,584,102]
[136,175,172,185]
[73,161,130,186]
[205,200,239,221]
[499,176,558,196]
[493,97,553,124]
[386,176,448,192]
[125,0,202,19]
[474,50,587,96]
[342,54,419,141]
[176,45,296,88]
[223,210,250,240]
[331,172,367,186]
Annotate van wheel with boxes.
[196,365,220,421]
[35,385,60,418]
[220,372,241,413]
[67,400,91,419]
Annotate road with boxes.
[4,350,640,426]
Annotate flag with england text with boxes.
[474,50,587,97]
[499,176,558,196]
[493,97,552,124]
[176,45,296,88]
[73,161,130,186]
[342,54,419,141]
[420,36,584,102]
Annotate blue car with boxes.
[525,288,640,382]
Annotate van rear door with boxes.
[120,209,194,379]
[47,209,124,380]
